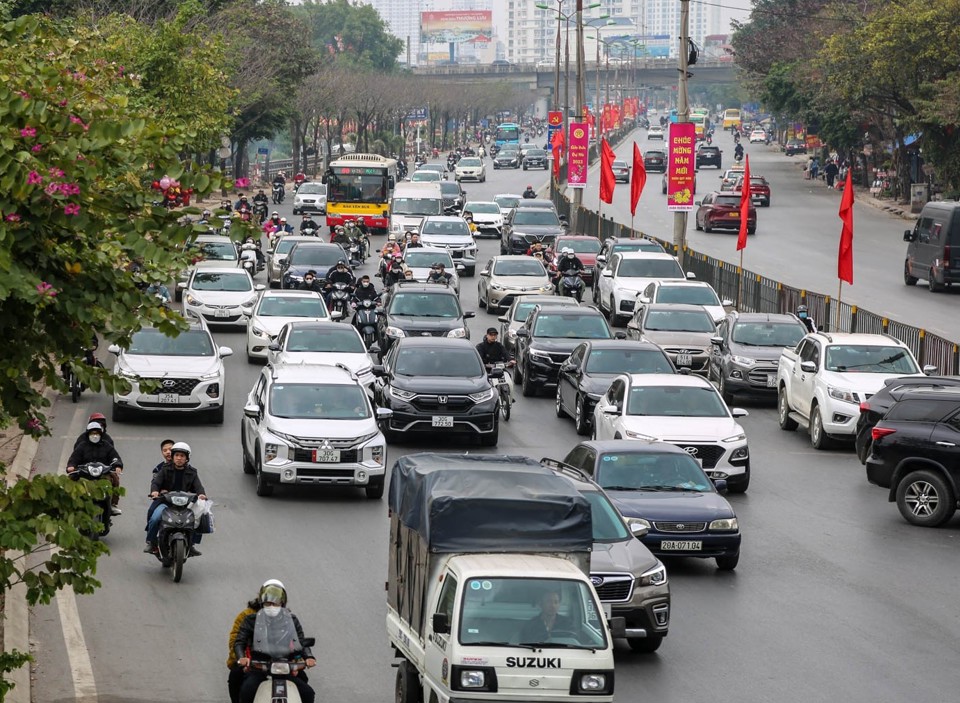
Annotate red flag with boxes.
[838,168,854,283]
[551,127,565,180]
[630,142,646,216]
[599,138,616,204]
[736,155,751,250]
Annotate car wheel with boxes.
[269,279,279,289]
[929,268,944,292]
[255,455,274,497]
[175,287,183,303]
[904,261,918,286]
[896,469,956,527]
[748,227,756,235]
[715,552,739,570]
[608,296,621,328]
[627,635,663,653]
[718,374,733,404]
[465,267,475,277]
[241,431,255,475]
[521,364,536,397]
[857,436,872,465]
[208,403,225,425]
[478,287,486,308]
[703,219,713,233]
[809,403,833,449]
[395,660,422,703]
[365,476,385,500]
[574,396,590,436]
[694,215,702,231]
[778,387,798,431]
[555,385,567,418]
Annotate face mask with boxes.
[799,312,807,319]
[89,434,101,444]
[263,606,282,618]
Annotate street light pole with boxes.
[673,0,691,266]
[571,0,586,234]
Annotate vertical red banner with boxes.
[567,122,589,189]
[666,122,696,211]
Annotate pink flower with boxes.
[45,183,61,196]
[48,168,64,178]
[36,281,57,297]
[20,127,36,138]
[63,203,80,216]
[32,144,42,153]
[27,171,43,185]
[5,213,21,222]
[69,116,89,131]
[18,91,30,99]
[60,182,80,196]
[235,177,250,189]
[58,99,68,107]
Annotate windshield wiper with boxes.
[518,642,579,649]
[415,313,455,318]
[601,485,642,491]
[469,641,539,650]
[645,484,703,492]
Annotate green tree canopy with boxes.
[298,0,403,71]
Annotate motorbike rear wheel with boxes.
[171,540,186,583]
[69,371,81,403]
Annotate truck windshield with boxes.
[459,577,607,650]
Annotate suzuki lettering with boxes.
[506,657,562,668]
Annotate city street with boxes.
[32,150,960,703]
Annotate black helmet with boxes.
[337,259,347,267]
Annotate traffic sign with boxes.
[257,147,269,155]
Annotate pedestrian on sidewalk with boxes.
[805,156,813,180]
[824,160,839,188]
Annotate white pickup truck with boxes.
[776,332,932,449]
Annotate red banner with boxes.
[666,122,696,211]
[567,122,589,189]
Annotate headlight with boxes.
[460,671,485,688]
[389,386,416,401]
[118,369,138,381]
[529,349,551,360]
[385,326,406,338]
[468,388,496,402]
[730,446,749,460]
[709,517,739,531]
[490,283,505,291]
[539,285,552,292]
[625,430,656,440]
[731,355,756,367]
[447,327,467,338]
[184,294,201,306]
[252,326,267,338]
[264,443,279,462]
[578,673,607,692]
[632,517,652,528]
[828,386,857,404]
[507,329,517,339]
[199,370,220,381]
[638,561,667,586]
[242,296,257,307]
[722,432,746,443]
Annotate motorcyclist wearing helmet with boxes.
[796,304,817,334]
[198,209,214,225]
[522,185,537,199]
[383,254,407,287]
[263,212,282,236]
[426,262,453,284]
[73,412,114,450]
[234,194,251,212]
[276,217,293,235]
[299,214,319,233]
[556,247,584,275]
[324,260,355,288]
[352,275,380,304]
[734,143,744,161]
[144,442,206,556]
[298,270,325,294]
[476,327,515,368]
[234,580,316,703]
[66,421,124,514]
[463,212,478,235]
[252,190,269,208]
[239,237,263,269]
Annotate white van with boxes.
[390,181,444,237]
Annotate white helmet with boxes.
[86,421,102,433]
[260,579,287,606]
[170,441,191,459]
[562,247,574,257]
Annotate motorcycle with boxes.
[558,271,585,302]
[240,244,258,276]
[253,202,268,225]
[301,226,319,237]
[151,490,201,583]
[353,298,380,349]
[246,611,316,703]
[447,156,457,172]
[237,206,253,223]
[69,461,119,538]
[414,157,426,170]
[272,183,285,205]
[327,282,353,321]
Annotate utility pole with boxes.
[571,0,586,233]
[673,0,691,266]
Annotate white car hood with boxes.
[620,415,744,441]
[271,351,373,373]
[190,289,255,306]
[253,315,327,336]
[266,417,377,441]
[471,213,501,224]
[820,370,922,396]
[194,260,237,269]
[120,354,221,378]
[492,275,551,291]
[422,234,474,247]
[616,276,682,294]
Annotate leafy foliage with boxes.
[298,0,404,72]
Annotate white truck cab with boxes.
[391,182,444,237]
[387,454,620,703]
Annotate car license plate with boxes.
[159,393,178,404]
[432,416,454,428]
[729,212,740,218]
[311,449,341,463]
[676,353,693,367]
[766,374,777,387]
[661,540,702,551]
[215,308,230,318]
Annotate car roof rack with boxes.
[539,458,592,483]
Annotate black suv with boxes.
[696,145,722,169]
[522,148,548,170]
[281,242,349,289]
[439,180,465,214]
[372,338,501,445]
[375,281,475,356]
[855,376,960,463]
[709,312,807,403]
[501,207,566,255]
[592,237,665,302]
[493,147,520,169]
[514,304,621,397]
[866,390,960,527]
[643,149,666,173]
[556,340,674,435]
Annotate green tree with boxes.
[298,0,403,71]
[0,14,238,693]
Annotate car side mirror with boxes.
[372,365,386,376]
[710,336,723,347]
[330,310,343,320]
[923,365,938,375]
[480,269,490,276]
[516,328,530,337]
[721,299,734,307]
[268,343,280,352]
[456,263,466,271]
[243,403,260,418]
[498,316,509,324]
[464,311,476,319]
[614,331,627,340]
[685,272,696,279]
[107,344,121,355]
[219,346,234,358]
[596,254,606,263]
[800,360,817,373]
[626,519,649,538]
[903,229,916,242]
[376,407,394,419]
[731,408,748,418]
[712,478,728,494]
[608,616,627,638]
[432,612,451,635]
[368,343,381,355]
[695,200,702,206]
[602,403,620,415]
[254,284,266,291]
[601,269,613,277]
[177,281,188,290]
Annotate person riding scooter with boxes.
[522,185,537,199]
[555,247,585,290]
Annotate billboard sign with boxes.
[547,110,563,145]
[567,122,589,189]
[407,107,429,121]
[421,11,493,44]
[666,122,696,211]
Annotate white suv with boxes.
[240,364,390,498]
[592,373,751,492]
[597,252,692,326]
[108,317,232,423]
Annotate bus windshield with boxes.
[327,172,387,204]
[495,124,521,144]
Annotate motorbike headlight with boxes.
[468,388,496,403]
[709,517,739,531]
[731,355,756,367]
[828,386,858,404]
[389,385,416,401]
[447,327,467,338]
[638,561,668,586]
[385,326,406,338]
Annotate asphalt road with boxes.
[32,151,960,703]
[578,128,960,339]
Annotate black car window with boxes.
[512,210,560,226]
[288,246,342,267]
[563,446,590,471]
[585,348,674,374]
[569,345,586,366]
[494,259,547,276]
[581,490,631,541]
[655,286,720,306]
[644,309,715,333]
[798,340,820,366]
[884,399,959,423]
[127,328,215,357]
[627,385,728,417]
[945,413,960,432]
[915,216,934,243]
[616,259,684,279]
[606,379,624,405]
[286,327,364,353]
[394,348,483,377]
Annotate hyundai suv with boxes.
[696,145,723,169]
[372,337,501,445]
[108,317,232,423]
[241,363,389,498]
[375,281,475,356]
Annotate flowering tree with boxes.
[0,14,236,694]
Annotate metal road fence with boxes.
[551,184,960,376]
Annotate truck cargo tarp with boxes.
[388,453,593,553]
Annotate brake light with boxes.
[859,402,870,412]
[871,426,896,440]
[945,244,951,270]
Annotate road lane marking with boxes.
[56,403,99,702]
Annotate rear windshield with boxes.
[884,398,960,423]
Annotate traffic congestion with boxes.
[32,116,960,703]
